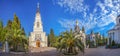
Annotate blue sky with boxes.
[0,0,120,36]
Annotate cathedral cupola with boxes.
[74,20,80,33]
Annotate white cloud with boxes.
[58,19,75,29]
[56,0,89,14]
[58,18,96,33]
[55,0,120,33]
[95,0,120,27]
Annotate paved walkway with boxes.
[0,47,120,56]
[84,47,120,56]
[0,47,61,56]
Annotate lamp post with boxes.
[5,37,9,53]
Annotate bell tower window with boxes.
[37,22,39,28]
[35,34,41,41]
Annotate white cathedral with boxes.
[29,3,47,48]
[108,15,120,44]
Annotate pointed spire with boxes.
[37,2,39,9]
[36,2,40,13]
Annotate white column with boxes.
[107,33,109,45]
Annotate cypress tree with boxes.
[0,20,3,28]
[0,20,3,42]
[49,28,55,47]
[22,28,26,35]
[12,14,21,29]
[48,34,50,47]
[6,20,12,30]
[82,26,85,33]
[91,30,94,34]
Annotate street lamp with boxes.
[5,37,9,53]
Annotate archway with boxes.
[36,40,40,47]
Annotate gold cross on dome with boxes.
[76,20,79,25]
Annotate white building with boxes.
[89,33,95,42]
[86,32,101,47]
[108,15,120,44]
[29,3,47,48]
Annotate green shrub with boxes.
[112,40,115,46]
[118,44,120,48]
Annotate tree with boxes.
[57,30,84,55]
[5,20,13,46]
[48,34,50,47]
[91,30,94,34]
[0,14,28,52]
[49,28,55,47]
[9,14,27,51]
[109,38,112,47]
[82,26,85,33]
[6,20,12,29]
[0,20,7,43]
[112,40,115,46]
[0,20,4,42]
[22,28,26,35]
[0,20,12,50]
[10,14,28,51]
[0,20,3,28]
[12,14,21,29]
[102,34,105,45]
[0,20,3,37]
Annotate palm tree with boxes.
[0,15,28,52]
[0,20,4,42]
[10,28,27,51]
[8,14,28,51]
[57,30,84,55]
[0,20,5,49]
[0,20,11,51]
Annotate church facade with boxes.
[29,3,47,48]
[108,15,120,44]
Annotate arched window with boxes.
[37,22,39,28]
[35,34,41,40]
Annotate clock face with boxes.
[35,34,41,41]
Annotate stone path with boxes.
[0,47,61,56]
[0,47,120,56]
[84,47,120,56]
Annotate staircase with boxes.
[30,47,56,52]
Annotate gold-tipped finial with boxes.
[76,19,79,25]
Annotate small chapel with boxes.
[29,3,47,48]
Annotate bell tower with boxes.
[29,3,47,48]
[33,3,43,32]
